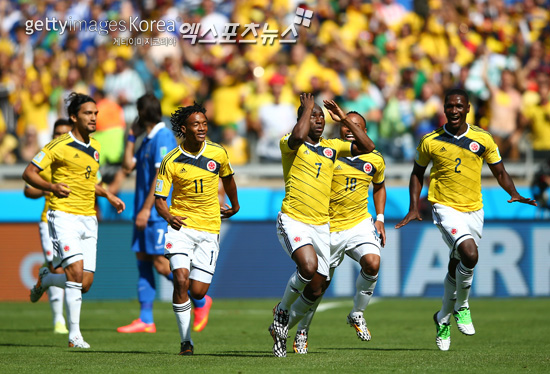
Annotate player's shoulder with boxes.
[90,137,101,150]
[322,137,347,147]
[469,124,495,141]
[206,140,228,155]
[45,133,71,150]
[418,127,445,147]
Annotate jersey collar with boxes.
[147,122,166,139]
[305,136,324,147]
[443,123,470,139]
[69,131,90,147]
[179,142,206,159]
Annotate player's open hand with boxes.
[374,221,386,247]
[52,183,71,198]
[299,93,315,111]
[323,100,346,122]
[168,215,186,230]
[135,208,150,230]
[395,210,422,229]
[508,195,537,206]
[108,194,126,214]
[220,203,239,219]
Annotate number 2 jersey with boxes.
[155,141,234,234]
[415,124,501,212]
[280,134,353,225]
[330,150,385,232]
[31,132,100,216]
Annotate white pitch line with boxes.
[317,298,379,312]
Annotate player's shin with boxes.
[351,270,378,315]
[455,262,474,310]
[437,273,457,324]
[65,281,83,340]
[279,271,311,311]
[173,300,192,344]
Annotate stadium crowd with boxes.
[0,0,549,169]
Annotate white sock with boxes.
[47,286,65,325]
[296,295,322,332]
[437,273,456,324]
[288,294,316,330]
[65,282,82,340]
[455,262,474,310]
[351,270,378,315]
[279,271,311,311]
[173,301,192,344]
[43,272,67,288]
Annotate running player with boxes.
[24,92,125,349]
[395,88,536,351]
[154,102,239,356]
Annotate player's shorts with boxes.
[131,220,167,255]
[432,203,484,260]
[276,212,330,278]
[329,217,381,272]
[39,221,54,263]
[164,226,219,284]
[47,210,98,272]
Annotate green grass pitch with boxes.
[1,298,549,373]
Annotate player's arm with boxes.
[24,184,48,199]
[373,181,387,247]
[121,131,138,175]
[489,162,537,206]
[288,93,315,150]
[135,169,160,230]
[22,163,70,198]
[95,183,126,213]
[323,99,375,155]
[395,162,427,228]
[220,174,240,219]
[155,196,186,230]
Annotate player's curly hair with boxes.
[65,92,96,124]
[170,102,207,138]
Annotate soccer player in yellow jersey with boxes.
[24,119,72,335]
[290,112,386,354]
[396,89,537,351]
[23,93,125,349]
[269,94,375,357]
[154,102,239,356]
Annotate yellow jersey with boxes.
[280,134,353,225]
[416,124,501,212]
[39,167,52,222]
[155,141,234,234]
[31,132,100,216]
[330,150,385,232]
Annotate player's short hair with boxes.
[346,111,367,129]
[137,93,162,124]
[171,102,207,138]
[65,92,96,123]
[445,88,469,104]
[53,118,71,129]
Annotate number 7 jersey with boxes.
[155,141,234,234]
[415,124,501,212]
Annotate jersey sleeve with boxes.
[337,139,353,158]
[483,135,502,165]
[219,149,235,178]
[155,155,173,198]
[415,138,431,167]
[280,133,294,154]
[373,156,386,184]
[31,146,54,171]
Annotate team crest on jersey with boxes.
[63,245,70,252]
[33,151,45,163]
[469,142,480,153]
[155,180,163,192]
[293,236,301,243]
[451,228,457,235]
[166,242,173,249]
[363,162,373,173]
[207,160,216,171]
[323,148,334,158]
[94,150,99,162]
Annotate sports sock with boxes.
[288,294,316,330]
[279,271,311,311]
[437,273,457,324]
[351,270,378,315]
[166,272,174,281]
[455,262,474,310]
[188,291,206,308]
[65,281,82,340]
[173,301,192,343]
[42,272,67,288]
[48,286,65,325]
[137,260,156,324]
[295,295,322,331]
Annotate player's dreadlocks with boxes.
[170,102,207,138]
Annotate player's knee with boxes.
[361,255,380,276]
[172,276,189,294]
[82,282,92,294]
[458,241,478,268]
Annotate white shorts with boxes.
[432,203,484,260]
[276,212,330,277]
[164,226,220,284]
[329,217,381,271]
[39,221,54,263]
[47,210,98,272]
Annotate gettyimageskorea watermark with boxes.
[25,7,314,46]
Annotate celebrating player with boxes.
[395,88,536,351]
[269,94,375,357]
[154,102,239,356]
[24,92,125,349]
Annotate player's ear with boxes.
[69,114,77,124]
[180,124,186,137]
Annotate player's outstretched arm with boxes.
[155,196,186,230]
[24,184,48,199]
[288,93,315,150]
[23,163,70,198]
[489,162,537,206]
[395,163,427,229]
[373,181,387,247]
[95,184,126,213]
[220,175,240,219]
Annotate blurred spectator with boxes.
[18,125,40,163]
[0,108,17,164]
[531,158,550,212]
[379,85,415,161]
[159,57,195,125]
[522,82,550,161]
[412,82,443,144]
